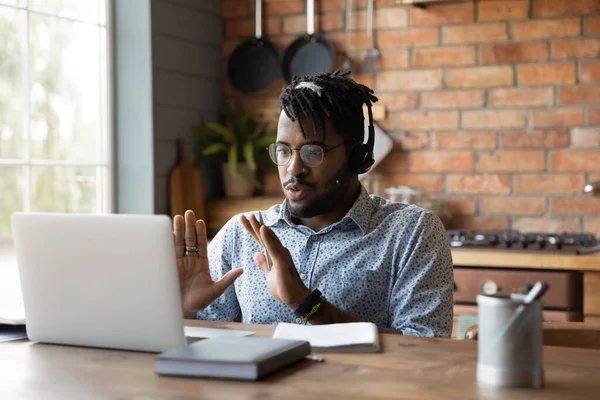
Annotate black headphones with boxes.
[348,102,376,175]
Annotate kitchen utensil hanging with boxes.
[281,0,335,83]
[227,0,280,93]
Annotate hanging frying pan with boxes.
[227,0,280,93]
[281,0,335,83]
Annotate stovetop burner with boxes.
[447,229,598,253]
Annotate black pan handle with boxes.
[578,243,600,255]
[307,0,315,35]
[255,0,262,39]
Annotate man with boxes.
[174,71,454,337]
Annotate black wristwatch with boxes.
[293,289,322,318]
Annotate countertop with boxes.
[451,248,600,272]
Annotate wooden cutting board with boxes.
[169,139,205,221]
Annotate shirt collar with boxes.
[273,185,374,235]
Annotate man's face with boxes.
[275,111,351,219]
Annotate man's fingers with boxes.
[195,219,208,259]
[213,268,244,298]
[239,214,262,247]
[184,210,197,247]
[173,215,185,258]
[253,252,269,275]
[260,226,287,260]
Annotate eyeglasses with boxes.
[268,142,346,168]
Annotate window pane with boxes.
[0,1,26,7]
[29,14,101,163]
[28,0,102,25]
[30,166,97,213]
[0,166,25,240]
[0,6,26,159]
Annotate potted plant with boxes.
[193,101,277,197]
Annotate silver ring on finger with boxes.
[184,245,198,256]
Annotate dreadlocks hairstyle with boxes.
[279,70,378,144]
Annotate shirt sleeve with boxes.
[195,217,241,322]
[388,210,454,338]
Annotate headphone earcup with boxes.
[349,145,374,175]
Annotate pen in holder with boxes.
[476,282,548,389]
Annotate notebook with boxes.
[273,322,381,353]
[155,336,311,380]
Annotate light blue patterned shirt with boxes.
[198,186,454,337]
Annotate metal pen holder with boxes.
[476,294,544,389]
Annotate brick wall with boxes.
[222,0,600,235]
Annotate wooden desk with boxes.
[1,320,600,399]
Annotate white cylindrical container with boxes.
[476,294,544,389]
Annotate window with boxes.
[0,0,112,316]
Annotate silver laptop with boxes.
[11,212,251,353]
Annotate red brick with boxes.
[590,174,600,182]
[453,216,510,230]
[283,13,342,34]
[559,87,600,105]
[588,16,600,34]
[263,1,304,16]
[350,8,408,30]
[481,42,548,64]
[398,111,459,130]
[326,32,372,51]
[480,197,546,215]
[353,74,373,89]
[318,0,346,11]
[534,0,600,17]
[439,196,477,215]
[376,111,396,131]
[408,151,473,172]
[581,61,600,83]
[421,90,485,109]
[514,174,586,195]
[433,132,497,149]
[500,130,569,148]
[478,0,529,21]
[443,23,507,44]
[512,18,580,40]
[462,110,527,129]
[378,173,444,193]
[518,63,576,85]
[222,0,249,18]
[490,88,554,107]
[410,2,474,26]
[513,217,581,233]
[532,109,585,127]
[414,46,475,68]
[552,39,600,59]
[377,70,443,91]
[447,66,513,88]
[226,18,281,37]
[478,150,546,172]
[378,49,410,69]
[378,27,439,48]
[389,132,429,150]
[585,217,600,237]
[590,108,600,125]
[376,93,418,111]
[551,151,600,171]
[376,151,407,172]
[446,174,511,194]
[571,128,600,147]
[553,197,600,215]
[223,39,240,57]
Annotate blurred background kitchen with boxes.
[1,0,599,336]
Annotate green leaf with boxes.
[207,122,235,143]
[228,146,238,175]
[201,143,227,155]
[243,142,256,171]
